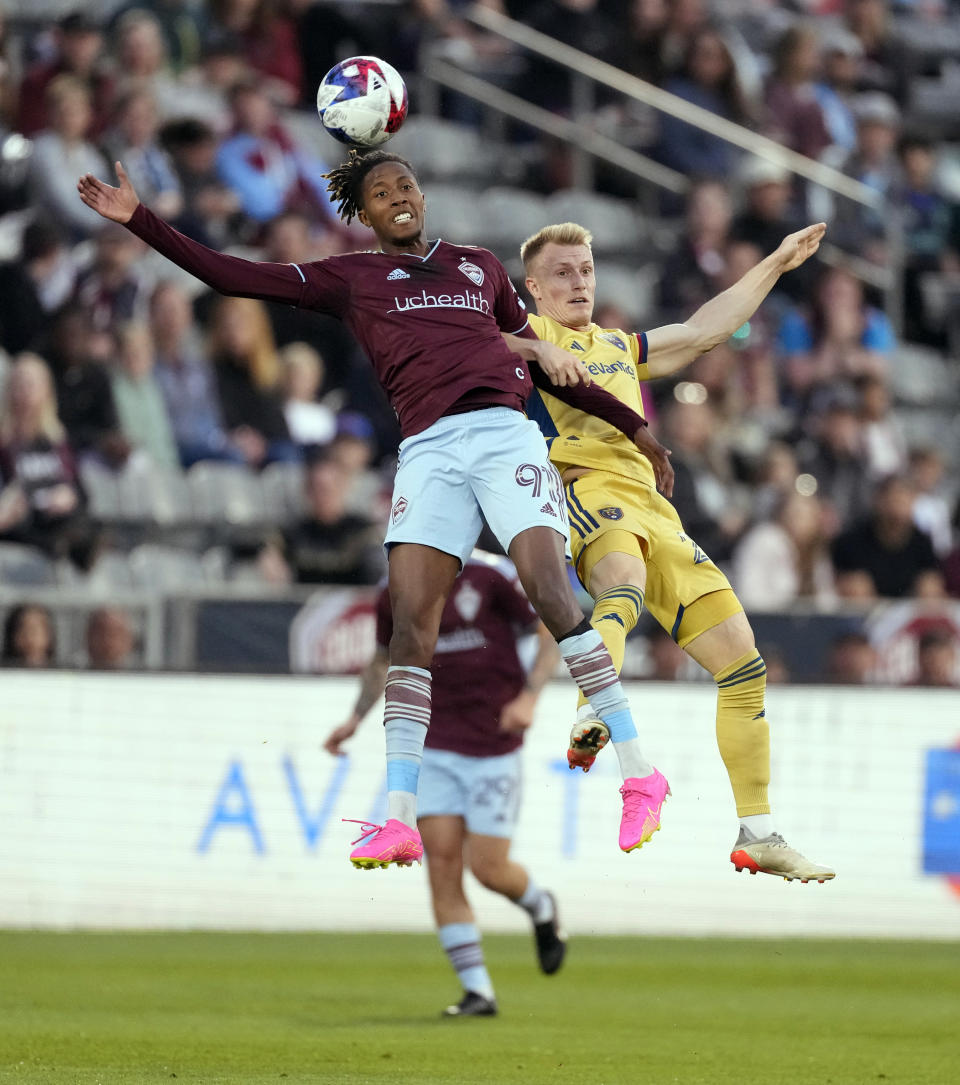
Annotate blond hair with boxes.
[0,353,65,444]
[520,222,593,271]
[209,296,281,390]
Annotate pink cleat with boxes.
[343,818,423,869]
[618,769,670,852]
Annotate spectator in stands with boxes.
[17,11,115,139]
[615,0,669,86]
[831,473,943,599]
[0,353,96,567]
[897,135,960,345]
[0,221,78,356]
[825,630,877,684]
[763,24,831,161]
[731,491,835,610]
[910,628,959,688]
[27,74,110,241]
[814,27,862,156]
[150,281,244,467]
[43,305,131,469]
[731,157,808,300]
[750,440,801,523]
[159,117,240,247]
[798,393,870,532]
[111,9,177,110]
[330,410,391,521]
[110,0,209,74]
[110,321,180,470]
[103,86,182,220]
[657,28,751,179]
[909,446,952,558]
[522,0,619,113]
[75,221,151,332]
[85,605,136,670]
[294,0,377,108]
[207,295,299,467]
[1,603,56,668]
[215,78,337,229]
[658,179,732,318]
[262,446,385,585]
[206,0,304,106]
[844,0,909,107]
[280,340,336,449]
[660,397,747,564]
[777,265,893,419]
[857,372,906,481]
[829,91,902,263]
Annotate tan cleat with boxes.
[730,829,836,884]
[567,718,610,772]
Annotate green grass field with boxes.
[0,932,957,1085]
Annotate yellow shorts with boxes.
[564,471,741,648]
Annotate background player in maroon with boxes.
[326,551,565,1017]
[77,151,674,870]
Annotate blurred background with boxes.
[0,0,958,684]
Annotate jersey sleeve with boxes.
[125,204,306,305]
[492,258,530,334]
[299,257,352,318]
[374,586,393,649]
[633,331,651,382]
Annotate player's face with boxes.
[358,162,426,252]
[525,243,596,329]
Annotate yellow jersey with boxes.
[526,313,655,488]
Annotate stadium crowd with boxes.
[0,0,958,682]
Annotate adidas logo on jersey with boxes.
[569,341,585,352]
[539,501,556,516]
[387,268,410,280]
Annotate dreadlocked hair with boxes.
[323,149,420,224]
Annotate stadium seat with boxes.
[476,187,550,249]
[79,462,122,520]
[412,182,486,243]
[0,542,55,586]
[592,262,657,325]
[186,463,266,525]
[116,460,193,525]
[128,544,210,590]
[260,462,305,523]
[389,117,489,181]
[546,190,645,255]
[82,550,136,592]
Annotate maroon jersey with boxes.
[376,554,538,757]
[124,205,646,440]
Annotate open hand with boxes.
[77,161,140,224]
[775,223,827,272]
[633,425,674,498]
[499,690,536,733]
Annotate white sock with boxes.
[614,738,654,780]
[388,791,417,826]
[516,879,554,924]
[740,813,774,839]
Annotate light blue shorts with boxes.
[384,407,569,567]
[417,747,522,839]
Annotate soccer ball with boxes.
[317,56,408,148]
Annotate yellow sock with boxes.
[576,585,644,710]
[713,650,771,817]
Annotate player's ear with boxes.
[357,207,370,227]
[525,276,540,301]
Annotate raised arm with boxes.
[77,162,306,305]
[644,222,826,378]
[324,647,390,756]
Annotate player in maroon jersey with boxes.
[326,551,565,1016]
[77,151,675,870]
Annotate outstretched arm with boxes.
[644,222,826,378]
[77,162,307,306]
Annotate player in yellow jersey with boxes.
[521,220,836,883]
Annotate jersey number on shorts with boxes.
[516,462,563,509]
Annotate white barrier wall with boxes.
[1,672,959,938]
